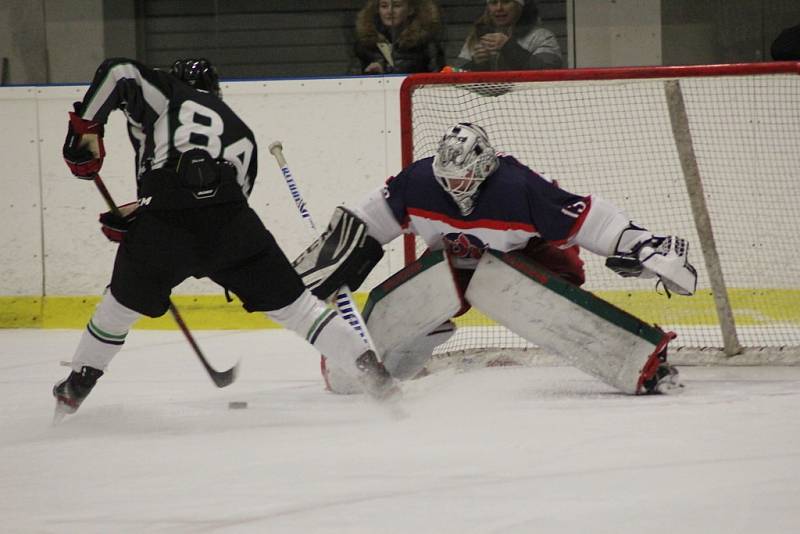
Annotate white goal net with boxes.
[400,63,800,364]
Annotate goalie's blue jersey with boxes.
[383,154,591,261]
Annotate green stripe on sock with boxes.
[306,309,336,342]
[88,320,128,342]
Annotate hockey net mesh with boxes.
[401,65,800,361]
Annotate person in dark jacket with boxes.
[354,0,445,74]
[458,0,562,71]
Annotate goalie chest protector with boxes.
[466,250,674,394]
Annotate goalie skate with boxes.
[642,363,684,394]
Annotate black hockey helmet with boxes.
[169,58,221,97]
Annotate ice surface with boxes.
[1,329,799,533]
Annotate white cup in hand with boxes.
[365,62,385,74]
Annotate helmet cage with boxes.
[433,123,498,215]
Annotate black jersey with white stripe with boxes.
[77,58,257,197]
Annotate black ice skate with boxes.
[355,350,401,402]
[53,366,104,421]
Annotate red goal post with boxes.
[399,62,800,364]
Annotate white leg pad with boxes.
[323,251,463,393]
[383,320,456,380]
[466,251,671,394]
[365,250,464,358]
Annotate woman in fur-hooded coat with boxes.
[354,0,445,74]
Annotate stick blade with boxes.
[210,360,240,388]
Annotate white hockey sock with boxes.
[71,289,141,372]
[266,290,367,374]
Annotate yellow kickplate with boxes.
[0,290,796,329]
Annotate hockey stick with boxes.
[267,141,378,353]
[91,173,239,388]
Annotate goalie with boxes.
[295,122,697,395]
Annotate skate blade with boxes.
[52,399,76,425]
[53,405,68,425]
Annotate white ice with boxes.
[1,329,799,534]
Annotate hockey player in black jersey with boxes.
[54,58,396,417]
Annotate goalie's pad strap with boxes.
[466,250,673,394]
[292,206,384,300]
[363,250,464,359]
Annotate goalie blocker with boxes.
[292,207,384,300]
[324,248,679,395]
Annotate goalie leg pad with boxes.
[466,250,674,394]
[363,250,464,360]
[383,320,456,380]
[323,320,456,393]
[321,250,463,393]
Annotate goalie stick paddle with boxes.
[91,174,239,388]
[268,141,378,354]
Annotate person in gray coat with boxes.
[457,0,562,71]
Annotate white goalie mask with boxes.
[432,122,499,215]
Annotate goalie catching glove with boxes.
[292,206,384,300]
[63,102,105,178]
[605,224,698,296]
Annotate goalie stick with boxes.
[91,173,239,388]
[268,141,378,354]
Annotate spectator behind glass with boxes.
[354,0,445,74]
[771,23,800,60]
[457,0,562,71]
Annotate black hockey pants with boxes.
[109,202,306,317]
